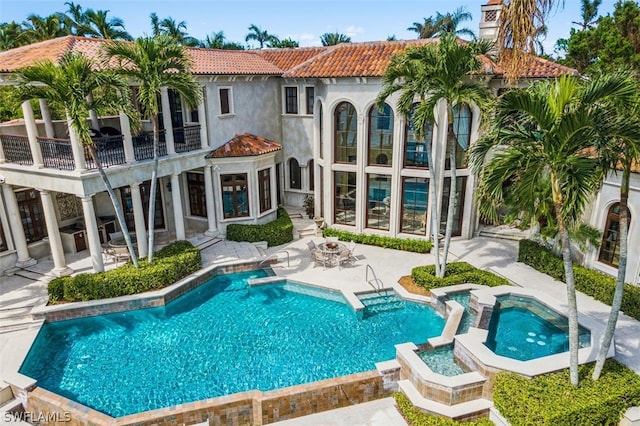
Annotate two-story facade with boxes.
[0,3,637,285]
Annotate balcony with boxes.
[0,124,202,171]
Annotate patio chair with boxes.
[326,236,339,244]
[311,248,327,268]
[347,240,357,262]
[102,245,115,263]
[111,246,131,265]
[337,249,353,270]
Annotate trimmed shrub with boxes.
[394,392,493,425]
[518,239,640,320]
[226,207,293,247]
[323,228,433,253]
[411,261,509,290]
[493,359,640,426]
[48,241,201,303]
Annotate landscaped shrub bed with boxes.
[518,239,640,320]
[323,228,433,253]
[48,241,201,303]
[394,392,493,425]
[411,261,509,289]
[226,207,293,247]
[493,359,640,425]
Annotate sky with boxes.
[0,0,622,55]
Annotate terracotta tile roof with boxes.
[187,47,282,75]
[486,0,503,5]
[0,35,576,80]
[282,39,434,78]
[256,46,332,72]
[206,133,282,158]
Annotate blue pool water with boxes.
[484,296,590,361]
[20,271,445,417]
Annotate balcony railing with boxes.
[0,134,34,165]
[132,130,167,161]
[37,136,127,170]
[174,125,202,153]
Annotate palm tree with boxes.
[573,0,602,30]
[63,1,90,36]
[592,81,640,380]
[435,7,476,39]
[407,17,439,39]
[104,35,202,263]
[14,52,140,267]
[270,38,299,48]
[0,21,25,50]
[320,32,351,46]
[245,24,278,49]
[497,0,557,81]
[22,13,68,43]
[202,31,226,49]
[469,73,636,386]
[84,9,132,40]
[149,13,161,37]
[376,33,493,278]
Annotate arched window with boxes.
[446,103,472,169]
[308,159,314,191]
[334,102,357,163]
[289,158,301,189]
[404,103,433,168]
[599,203,631,267]
[368,103,394,166]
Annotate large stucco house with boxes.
[0,2,637,286]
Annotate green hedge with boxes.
[493,359,640,425]
[518,239,640,320]
[411,261,510,289]
[226,207,293,247]
[394,392,493,425]
[48,241,201,303]
[323,228,433,253]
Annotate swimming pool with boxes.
[484,295,591,361]
[20,270,445,417]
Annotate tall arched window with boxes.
[288,158,301,189]
[446,103,472,169]
[599,203,631,267]
[334,102,357,163]
[404,103,433,168]
[368,103,394,166]
[308,159,314,191]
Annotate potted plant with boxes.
[303,194,314,219]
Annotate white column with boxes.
[2,185,36,267]
[87,94,100,130]
[130,183,148,257]
[39,190,72,276]
[21,101,44,167]
[81,195,104,272]
[203,165,217,236]
[66,113,87,171]
[198,88,209,149]
[119,111,136,163]
[160,87,176,155]
[38,99,55,138]
[171,173,185,240]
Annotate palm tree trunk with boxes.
[425,138,440,277]
[552,176,579,386]
[86,144,139,268]
[440,123,458,278]
[147,115,160,263]
[592,162,631,380]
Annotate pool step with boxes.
[0,384,28,425]
[398,379,493,421]
[360,296,404,317]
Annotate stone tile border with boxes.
[25,369,394,425]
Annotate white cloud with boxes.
[344,25,364,38]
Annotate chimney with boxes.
[479,0,502,43]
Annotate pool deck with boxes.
[1,217,640,424]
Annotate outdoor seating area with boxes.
[308,238,357,269]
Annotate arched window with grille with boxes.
[288,158,301,189]
[334,102,357,163]
[598,203,631,267]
